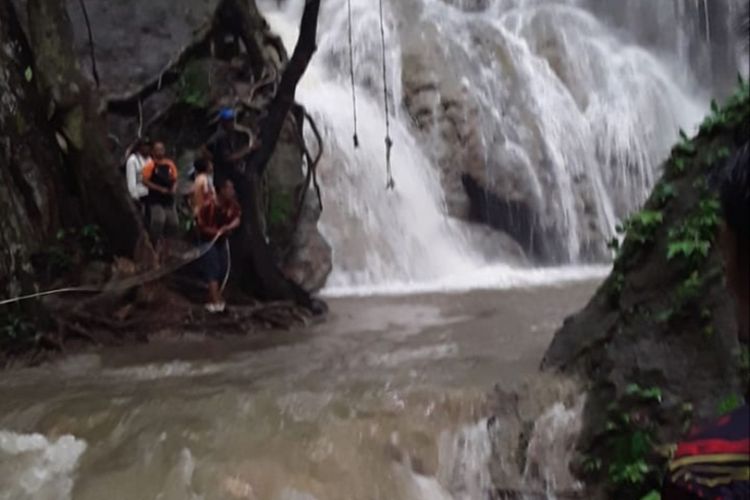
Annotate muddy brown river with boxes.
[0,281,599,500]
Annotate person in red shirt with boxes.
[196,178,241,313]
[142,141,180,250]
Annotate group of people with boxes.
[123,108,254,313]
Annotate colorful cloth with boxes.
[664,404,750,499]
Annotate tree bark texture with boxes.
[0,0,75,294]
[26,0,145,257]
[234,0,323,308]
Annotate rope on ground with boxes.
[378,0,395,190]
[77,0,100,88]
[0,235,222,307]
[347,0,359,148]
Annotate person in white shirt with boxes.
[125,138,151,203]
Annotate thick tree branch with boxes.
[27,0,145,257]
[247,0,321,176]
[234,0,322,310]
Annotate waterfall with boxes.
[259,0,739,290]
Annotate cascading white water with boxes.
[259,0,736,287]
[263,0,487,290]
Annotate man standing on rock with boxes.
[206,108,258,195]
[663,143,749,499]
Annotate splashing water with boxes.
[0,431,87,500]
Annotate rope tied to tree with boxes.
[347,0,359,148]
[378,0,395,190]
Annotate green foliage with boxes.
[699,80,750,135]
[36,225,110,280]
[653,182,677,207]
[739,346,750,371]
[598,386,666,496]
[176,61,210,108]
[583,456,603,474]
[625,384,663,403]
[705,144,732,166]
[617,210,664,245]
[606,413,656,488]
[641,491,661,500]
[607,272,626,304]
[667,198,720,264]
[717,394,743,415]
[675,271,703,303]
[268,190,294,228]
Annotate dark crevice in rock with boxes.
[462,174,555,262]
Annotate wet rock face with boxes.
[542,89,749,495]
[66,0,221,97]
[0,1,71,295]
[400,17,592,263]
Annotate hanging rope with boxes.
[347,0,359,148]
[378,0,395,190]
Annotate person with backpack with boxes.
[142,141,180,251]
[196,178,242,313]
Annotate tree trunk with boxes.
[0,0,77,294]
[235,0,323,309]
[26,0,145,257]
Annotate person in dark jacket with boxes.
[205,108,257,191]
[663,143,750,499]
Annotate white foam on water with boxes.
[323,264,610,297]
[102,361,223,381]
[523,397,586,496]
[0,431,87,500]
[437,420,494,500]
[157,448,205,500]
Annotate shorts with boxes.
[199,241,229,283]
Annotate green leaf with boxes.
[24,66,33,82]
[718,394,742,415]
[641,490,661,500]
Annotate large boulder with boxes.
[542,83,750,498]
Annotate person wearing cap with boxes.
[205,108,258,195]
